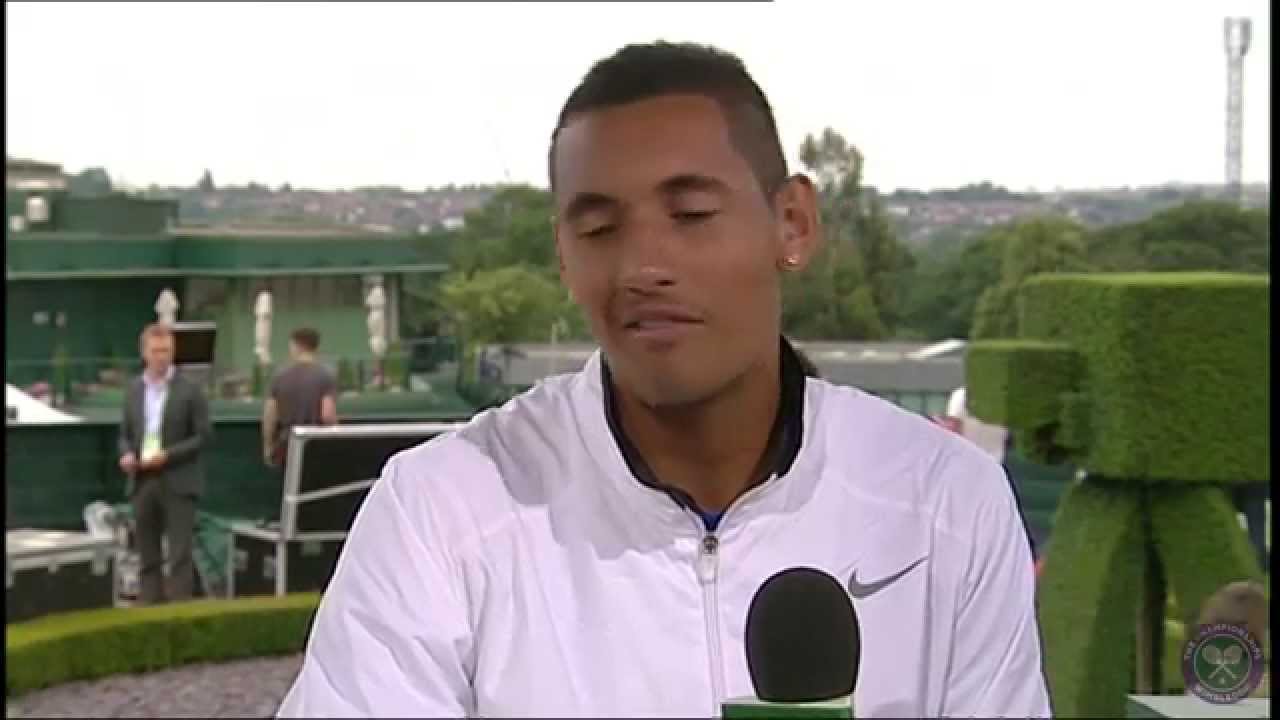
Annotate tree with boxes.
[68,167,112,197]
[403,185,588,345]
[970,216,1091,339]
[197,169,215,192]
[791,128,915,340]
[448,185,558,277]
[899,234,1004,340]
[1087,200,1269,273]
[438,265,583,382]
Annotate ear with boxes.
[771,174,822,272]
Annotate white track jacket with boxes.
[278,351,1052,718]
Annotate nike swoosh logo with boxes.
[847,556,927,599]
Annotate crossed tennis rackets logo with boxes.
[1182,622,1265,705]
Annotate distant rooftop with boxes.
[6,157,63,174]
[6,157,67,192]
[171,223,401,238]
[479,339,968,392]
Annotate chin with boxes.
[603,338,737,409]
[635,382,714,411]
[619,365,724,411]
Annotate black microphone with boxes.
[722,567,861,719]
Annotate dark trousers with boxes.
[131,475,197,604]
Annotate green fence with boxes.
[6,406,479,531]
[6,420,282,530]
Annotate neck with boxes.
[295,352,315,363]
[145,366,170,381]
[613,349,781,512]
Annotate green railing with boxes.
[5,337,462,410]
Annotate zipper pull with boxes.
[697,533,719,585]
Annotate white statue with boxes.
[154,288,180,326]
[366,283,387,358]
[254,291,273,366]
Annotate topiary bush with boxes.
[6,593,319,698]
[1149,486,1268,631]
[1035,480,1145,718]
[967,272,1269,717]
[1015,272,1268,483]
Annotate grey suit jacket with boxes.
[118,372,213,498]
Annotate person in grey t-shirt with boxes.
[262,327,338,468]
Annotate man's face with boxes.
[142,334,175,376]
[553,94,818,408]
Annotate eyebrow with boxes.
[657,173,730,197]
[561,192,617,224]
[561,173,731,223]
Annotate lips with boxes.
[620,304,704,344]
[621,305,703,330]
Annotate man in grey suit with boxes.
[118,323,213,604]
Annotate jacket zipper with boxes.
[688,475,779,716]
[697,530,724,716]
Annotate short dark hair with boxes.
[290,327,320,352]
[138,322,175,352]
[549,41,788,197]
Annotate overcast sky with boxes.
[6,1,1271,192]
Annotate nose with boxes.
[617,221,677,294]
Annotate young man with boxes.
[262,327,338,469]
[279,42,1051,718]
[117,322,212,604]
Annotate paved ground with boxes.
[6,654,303,718]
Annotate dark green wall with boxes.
[7,234,175,274]
[7,233,448,275]
[174,234,443,270]
[5,415,476,530]
[5,277,185,386]
[6,420,285,530]
[52,195,176,234]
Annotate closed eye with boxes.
[580,224,616,239]
[673,210,718,223]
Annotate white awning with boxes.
[5,384,83,424]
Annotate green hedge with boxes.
[1037,479,1145,719]
[1150,485,1267,630]
[1056,391,1093,452]
[965,340,1080,463]
[6,593,320,698]
[1017,272,1269,484]
[968,272,1270,715]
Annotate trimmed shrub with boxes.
[969,271,1270,716]
[1056,391,1093,452]
[1036,479,1145,719]
[1149,485,1267,630]
[6,593,319,697]
[1017,272,1269,484]
[966,340,1080,463]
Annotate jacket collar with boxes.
[599,336,809,516]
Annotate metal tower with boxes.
[1224,18,1251,204]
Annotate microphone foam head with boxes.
[744,566,860,703]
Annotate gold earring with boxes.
[782,256,800,269]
